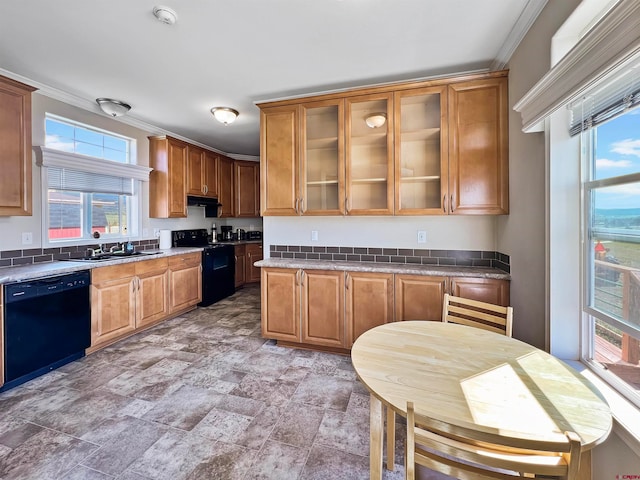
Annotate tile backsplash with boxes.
[269,245,510,273]
[0,240,159,269]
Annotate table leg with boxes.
[370,394,383,480]
[386,406,395,471]
[576,449,592,480]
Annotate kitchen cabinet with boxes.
[346,271,394,346]
[149,136,188,218]
[186,146,218,199]
[261,268,300,342]
[301,270,346,348]
[258,71,509,217]
[395,274,510,323]
[235,160,260,217]
[217,155,235,218]
[0,75,36,216]
[245,243,263,283]
[168,252,202,313]
[448,76,509,214]
[91,258,170,349]
[91,264,138,348]
[301,99,345,215]
[395,274,448,322]
[234,244,246,288]
[450,276,510,307]
[260,105,299,215]
[394,85,448,214]
[261,267,346,348]
[345,93,394,215]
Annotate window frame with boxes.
[580,123,640,409]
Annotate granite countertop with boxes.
[255,258,511,280]
[0,247,203,284]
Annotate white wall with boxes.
[0,93,261,251]
[500,0,582,349]
[264,215,498,256]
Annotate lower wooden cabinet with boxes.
[261,267,300,342]
[168,253,202,313]
[235,244,246,288]
[301,270,345,348]
[91,253,199,350]
[395,274,448,322]
[0,287,4,388]
[245,243,263,283]
[91,263,139,348]
[261,266,510,350]
[346,271,394,346]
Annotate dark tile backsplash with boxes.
[0,240,160,269]
[269,245,511,273]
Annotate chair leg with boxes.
[386,406,395,470]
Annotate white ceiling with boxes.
[0,1,545,157]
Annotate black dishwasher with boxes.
[2,271,91,392]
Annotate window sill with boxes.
[565,360,640,456]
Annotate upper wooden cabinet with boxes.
[149,136,188,218]
[217,155,234,218]
[0,76,36,216]
[258,70,509,216]
[448,77,509,214]
[260,105,299,215]
[186,146,218,199]
[235,160,260,217]
[394,86,448,215]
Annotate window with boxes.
[582,107,640,406]
[41,115,149,244]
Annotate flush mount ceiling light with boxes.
[95,98,131,117]
[210,107,239,125]
[153,5,178,25]
[365,113,386,128]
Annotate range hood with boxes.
[187,196,220,217]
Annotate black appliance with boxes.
[172,229,235,306]
[2,271,91,392]
[186,196,221,217]
[247,231,262,240]
[220,225,234,241]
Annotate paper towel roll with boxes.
[159,229,172,249]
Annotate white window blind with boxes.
[47,167,134,195]
[568,54,640,136]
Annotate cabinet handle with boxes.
[443,195,447,213]
[345,272,349,289]
[300,197,305,214]
[450,194,455,213]
[301,270,305,286]
[296,269,300,285]
[295,198,299,214]
[346,196,351,213]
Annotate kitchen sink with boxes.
[62,251,160,262]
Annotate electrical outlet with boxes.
[21,232,33,245]
[153,228,160,238]
[311,230,319,241]
[417,230,427,244]
[249,224,255,231]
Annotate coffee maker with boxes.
[220,225,233,241]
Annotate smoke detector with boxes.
[153,6,178,25]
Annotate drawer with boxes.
[168,252,201,269]
[91,263,136,284]
[134,257,168,275]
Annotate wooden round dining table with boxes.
[350,321,612,480]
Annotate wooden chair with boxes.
[442,293,514,337]
[406,401,582,480]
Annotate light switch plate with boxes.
[311,230,319,241]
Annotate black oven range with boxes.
[172,229,235,306]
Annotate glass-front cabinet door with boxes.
[394,86,447,215]
[345,93,394,215]
[301,100,344,215]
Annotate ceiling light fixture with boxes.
[153,6,178,25]
[365,113,386,128]
[211,107,239,125]
[96,98,131,117]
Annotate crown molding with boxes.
[513,0,640,132]
[0,67,249,160]
[490,0,548,71]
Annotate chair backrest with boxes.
[405,401,582,480]
[442,293,514,337]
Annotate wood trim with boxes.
[257,70,508,109]
[513,0,640,131]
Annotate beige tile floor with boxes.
[0,285,451,480]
